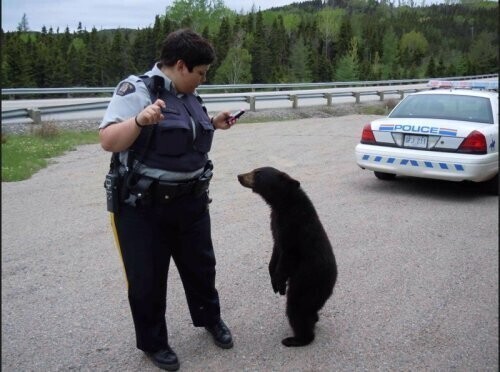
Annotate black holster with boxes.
[194,160,213,197]
[104,153,122,214]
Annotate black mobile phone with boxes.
[230,110,245,120]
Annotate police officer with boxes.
[100,29,237,371]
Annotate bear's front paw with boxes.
[271,278,279,293]
[277,282,286,295]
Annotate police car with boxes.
[355,80,498,193]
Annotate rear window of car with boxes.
[389,94,494,124]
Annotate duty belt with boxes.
[124,161,213,206]
[153,178,207,202]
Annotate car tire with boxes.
[374,171,396,180]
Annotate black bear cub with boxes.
[238,167,337,347]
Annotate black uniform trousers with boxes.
[111,192,221,352]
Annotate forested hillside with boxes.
[1,0,498,88]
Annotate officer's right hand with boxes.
[136,99,166,126]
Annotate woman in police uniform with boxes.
[100,29,237,371]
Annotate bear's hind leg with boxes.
[282,334,314,347]
[282,309,317,347]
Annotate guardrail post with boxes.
[324,93,332,106]
[246,96,256,111]
[398,90,404,99]
[352,92,361,104]
[27,108,42,124]
[377,91,384,101]
[289,95,298,109]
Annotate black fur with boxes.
[238,167,337,347]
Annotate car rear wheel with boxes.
[374,171,396,180]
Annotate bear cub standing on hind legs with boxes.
[238,167,337,347]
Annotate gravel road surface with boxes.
[2,114,498,371]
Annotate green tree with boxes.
[131,28,157,73]
[317,8,344,59]
[213,47,252,84]
[369,51,382,80]
[4,34,35,87]
[288,37,312,82]
[426,56,436,77]
[399,30,428,67]
[337,15,353,58]
[435,57,446,77]
[81,27,105,86]
[268,15,289,82]
[315,53,333,82]
[215,17,232,68]
[251,11,271,83]
[380,27,399,79]
[166,0,232,33]
[17,13,29,32]
[67,42,85,85]
[110,31,128,81]
[335,37,360,81]
[468,31,498,74]
[1,29,10,86]
[448,52,468,76]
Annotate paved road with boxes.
[2,115,498,371]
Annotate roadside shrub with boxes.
[385,98,398,110]
[32,122,60,138]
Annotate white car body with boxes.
[355,81,498,184]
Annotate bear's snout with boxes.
[237,172,255,188]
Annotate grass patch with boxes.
[360,105,390,115]
[2,125,99,182]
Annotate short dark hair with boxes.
[159,28,216,71]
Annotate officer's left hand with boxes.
[212,111,237,130]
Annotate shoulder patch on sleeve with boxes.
[116,81,136,96]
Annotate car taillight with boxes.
[457,130,487,154]
[361,123,376,144]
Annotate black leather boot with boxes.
[145,345,180,371]
[205,319,233,349]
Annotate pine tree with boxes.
[268,16,289,82]
[436,57,446,78]
[426,56,436,77]
[251,11,270,83]
[380,27,399,79]
[5,34,35,87]
[17,13,29,32]
[337,15,352,58]
[215,17,232,70]
[334,37,360,81]
[289,37,313,82]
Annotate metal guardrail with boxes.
[2,101,113,121]
[1,89,416,122]
[2,74,497,97]
[2,74,497,123]
[1,81,413,96]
